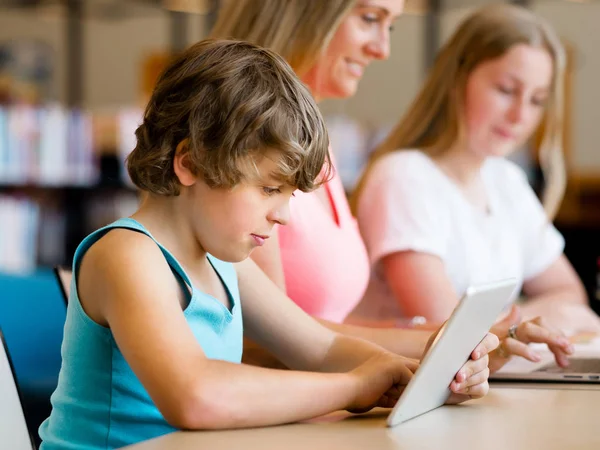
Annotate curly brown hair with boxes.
[127,39,331,196]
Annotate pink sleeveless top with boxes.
[278,163,370,323]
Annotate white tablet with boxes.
[387,278,518,427]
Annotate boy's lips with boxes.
[251,234,269,246]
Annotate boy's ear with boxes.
[173,138,197,187]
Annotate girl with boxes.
[37,39,493,450]
[352,4,600,347]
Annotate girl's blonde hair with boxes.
[353,4,566,219]
[210,0,356,76]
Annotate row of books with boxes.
[0,105,399,192]
[0,104,99,186]
[0,195,40,273]
[0,190,139,274]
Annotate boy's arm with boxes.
[80,232,411,430]
[235,258,419,373]
[318,320,432,360]
[238,258,493,404]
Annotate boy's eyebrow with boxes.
[267,171,288,184]
[356,2,392,17]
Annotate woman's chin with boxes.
[322,80,360,100]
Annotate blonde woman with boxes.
[352,4,600,344]
[211,0,574,371]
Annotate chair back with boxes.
[0,328,36,450]
[53,266,72,305]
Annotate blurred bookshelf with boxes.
[555,176,600,314]
[0,103,141,274]
[0,0,217,275]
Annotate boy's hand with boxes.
[446,332,498,403]
[346,353,417,414]
[421,325,498,405]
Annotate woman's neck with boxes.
[301,75,322,103]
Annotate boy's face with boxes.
[186,151,295,263]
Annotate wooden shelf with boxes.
[555,175,600,228]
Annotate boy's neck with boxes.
[132,194,208,265]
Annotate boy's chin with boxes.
[234,246,256,263]
[207,246,250,263]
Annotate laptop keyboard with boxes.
[536,358,600,374]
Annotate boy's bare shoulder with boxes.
[80,228,166,280]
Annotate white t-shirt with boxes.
[351,150,565,321]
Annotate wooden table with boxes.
[124,384,600,449]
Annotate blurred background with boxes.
[1,0,599,275]
[0,0,599,442]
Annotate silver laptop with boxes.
[491,338,600,383]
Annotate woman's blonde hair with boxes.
[353,4,566,219]
[210,0,356,76]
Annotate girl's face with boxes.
[302,0,404,101]
[177,150,295,263]
[463,43,554,160]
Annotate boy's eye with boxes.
[263,187,282,196]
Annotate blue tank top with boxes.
[39,218,243,449]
